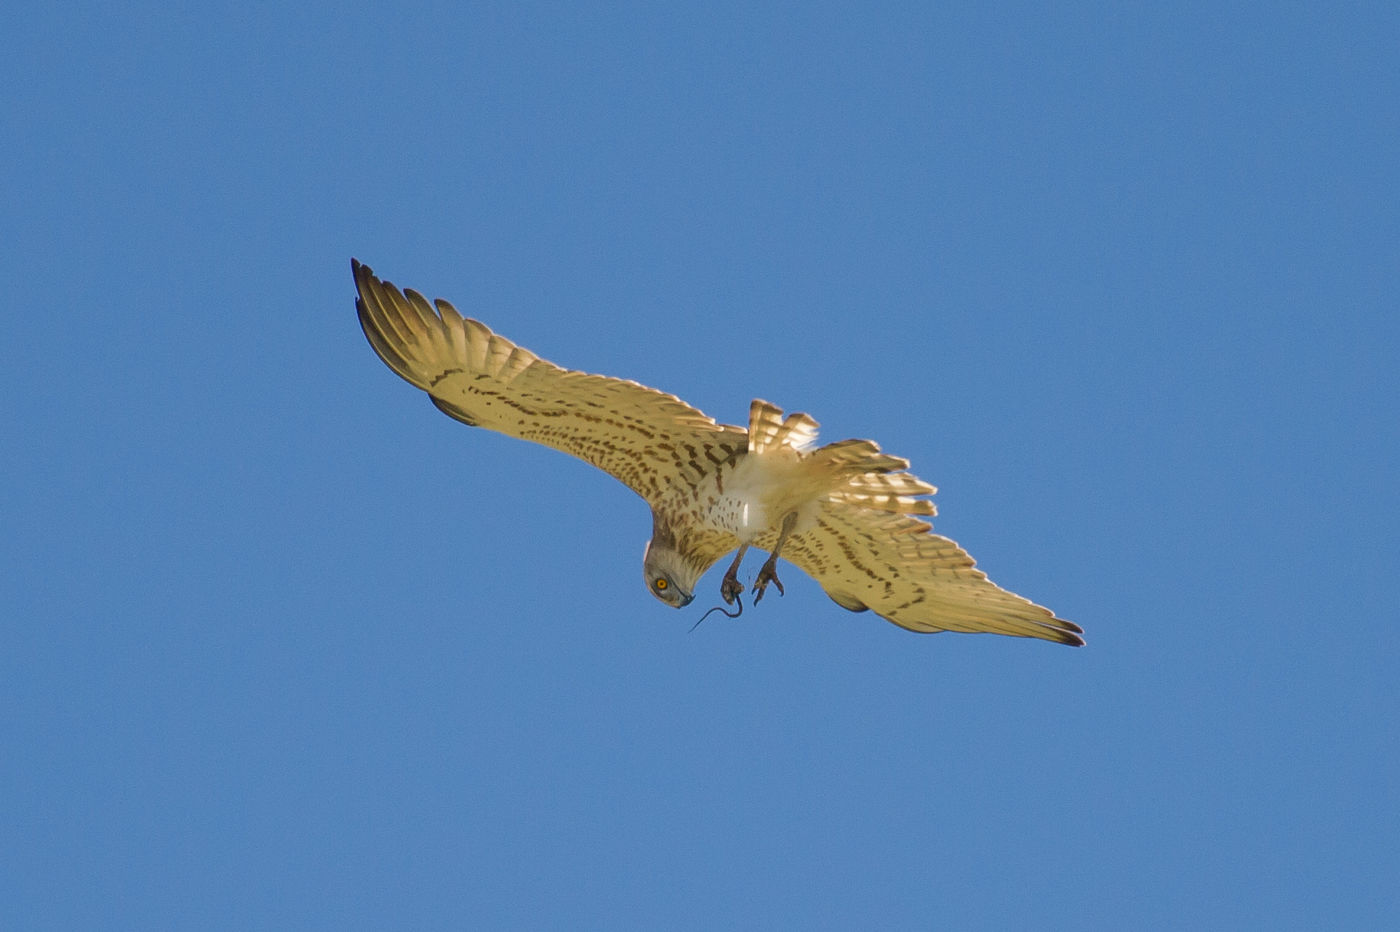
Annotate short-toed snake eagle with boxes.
[354,260,1082,646]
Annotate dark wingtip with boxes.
[1057,628,1087,647]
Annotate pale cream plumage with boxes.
[354,260,1083,646]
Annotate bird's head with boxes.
[642,539,699,608]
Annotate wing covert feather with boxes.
[784,504,1084,646]
[354,260,746,502]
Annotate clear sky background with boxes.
[4,2,1396,928]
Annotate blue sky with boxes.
[4,1,1397,927]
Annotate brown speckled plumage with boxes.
[354,260,1083,646]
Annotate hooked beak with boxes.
[677,592,695,608]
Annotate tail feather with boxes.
[808,438,912,475]
[745,399,938,519]
[828,490,936,516]
[843,470,936,497]
[808,439,938,519]
[748,399,819,454]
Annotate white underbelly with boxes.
[711,494,769,538]
[710,451,821,542]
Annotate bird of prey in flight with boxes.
[354,260,1083,646]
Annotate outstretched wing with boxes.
[783,504,1084,645]
[354,260,747,502]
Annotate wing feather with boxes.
[354,260,746,502]
[784,504,1084,646]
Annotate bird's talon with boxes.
[752,564,784,604]
[720,575,744,605]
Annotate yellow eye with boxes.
[655,578,669,591]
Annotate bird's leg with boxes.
[720,544,749,605]
[753,511,797,604]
